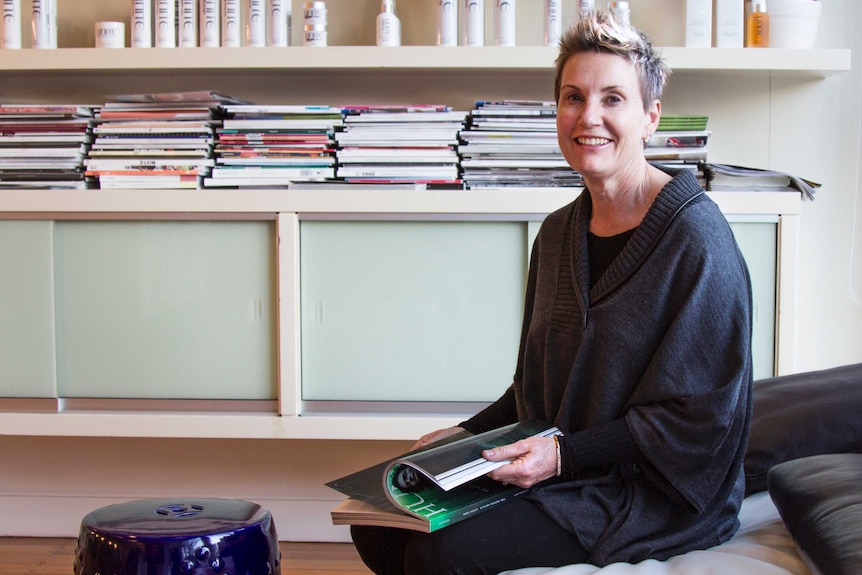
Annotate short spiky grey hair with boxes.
[554,9,671,111]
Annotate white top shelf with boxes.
[0,46,851,75]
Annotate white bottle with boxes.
[609,1,630,25]
[200,0,220,46]
[247,0,266,46]
[437,0,457,46]
[578,0,594,16]
[155,0,176,47]
[544,0,560,46]
[179,0,197,47]
[268,0,291,46]
[222,0,240,46]
[494,0,514,46]
[463,0,483,46]
[131,0,153,48]
[376,0,400,47]
[30,0,57,48]
[1,0,21,49]
[32,0,56,49]
[715,0,743,48]
[685,0,713,48]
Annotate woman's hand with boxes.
[411,426,466,451]
[484,436,558,488]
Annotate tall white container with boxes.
[32,0,57,48]
[247,0,265,46]
[494,0,514,46]
[715,0,743,47]
[685,0,713,48]
[179,0,198,47]
[222,0,240,46]
[1,0,21,49]
[268,0,291,46]
[437,0,457,46]
[155,0,177,47]
[463,0,484,46]
[131,0,153,47]
[544,0,561,46]
[200,0,220,46]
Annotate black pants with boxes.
[350,498,590,575]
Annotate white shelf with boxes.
[0,188,801,217]
[0,46,851,75]
[0,411,464,440]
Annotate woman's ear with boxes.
[647,99,662,136]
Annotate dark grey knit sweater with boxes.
[464,169,753,566]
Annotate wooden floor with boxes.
[0,537,372,574]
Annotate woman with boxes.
[352,10,753,575]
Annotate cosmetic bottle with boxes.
[376,0,401,46]
[247,0,266,47]
[269,0,291,46]
[222,0,241,47]
[1,0,21,49]
[179,0,198,47]
[200,0,221,47]
[155,0,176,47]
[578,0,594,16]
[609,1,630,25]
[715,0,743,47]
[131,0,152,48]
[437,0,457,46]
[746,0,768,47]
[463,0,484,46]
[544,0,561,46]
[685,0,712,48]
[494,0,514,46]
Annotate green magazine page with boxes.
[383,463,528,532]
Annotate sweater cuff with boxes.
[559,418,645,478]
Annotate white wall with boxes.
[0,0,860,543]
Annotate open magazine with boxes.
[326,420,560,533]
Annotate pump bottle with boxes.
[747,0,769,47]
[376,0,401,46]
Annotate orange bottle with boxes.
[747,0,769,48]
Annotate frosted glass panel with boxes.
[0,221,57,398]
[730,221,777,380]
[300,220,527,402]
[54,221,277,400]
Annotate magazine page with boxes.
[385,420,559,492]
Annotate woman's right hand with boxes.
[411,426,466,451]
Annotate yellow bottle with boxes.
[747,0,769,48]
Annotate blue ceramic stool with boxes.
[73,498,281,575]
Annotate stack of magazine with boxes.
[458,100,581,189]
[699,163,819,200]
[647,115,710,168]
[0,104,94,190]
[85,91,239,189]
[204,104,343,188]
[327,420,560,533]
[334,105,466,185]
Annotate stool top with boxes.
[81,498,270,538]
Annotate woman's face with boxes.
[556,51,660,185]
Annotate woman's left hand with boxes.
[483,436,558,488]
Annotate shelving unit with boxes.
[0,43,850,440]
